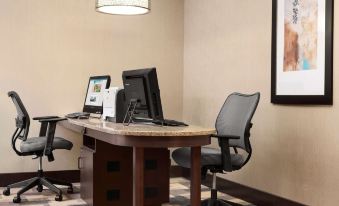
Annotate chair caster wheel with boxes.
[67,187,73,194]
[13,196,21,203]
[3,188,10,196]
[55,194,63,201]
[37,185,43,192]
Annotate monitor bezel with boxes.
[122,68,164,121]
[83,75,111,114]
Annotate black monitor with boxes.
[122,68,164,121]
[83,75,111,114]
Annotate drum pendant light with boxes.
[96,0,150,15]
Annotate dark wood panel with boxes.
[93,139,133,206]
[80,146,94,206]
[144,149,170,205]
[190,146,201,206]
[133,147,144,206]
[81,138,170,206]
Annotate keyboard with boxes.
[65,112,90,119]
[152,119,188,127]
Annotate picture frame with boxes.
[271,0,334,105]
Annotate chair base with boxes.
[199,173,239,206]
[2,169,73,203]
[201,198,233,206]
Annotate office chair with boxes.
[2,91,73,203]
[172,92,260,206]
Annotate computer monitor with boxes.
[83,75,111,114]
[122,68,164,121]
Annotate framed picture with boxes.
[271,0,334,105]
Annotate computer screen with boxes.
[122,68,163,121]
[83,75,111,114]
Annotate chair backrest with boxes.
[215,92,260,153]
[8,91,30,141]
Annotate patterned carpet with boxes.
[0,177,254,205]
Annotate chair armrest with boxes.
[39,117,67,123]
[39,118,66,160]
[33,116,59,120]
[35,116,61,137]
[211,134,240,139]
[44,121,56,162]
[41,117,66,160]
[219,140,233,172]
[211,134,239,172]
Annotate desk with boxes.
[60,118,215,206]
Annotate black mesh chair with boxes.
[2,91,74,203]
[172,92,260,206]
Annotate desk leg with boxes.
[190,146,201,206]
[133,147,144,206]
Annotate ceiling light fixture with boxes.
[96,0,150,15]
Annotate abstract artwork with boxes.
[271,0,333,105]
[284,0,318,72]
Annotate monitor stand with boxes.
[122,99,139,126]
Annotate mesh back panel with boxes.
[8,91,30,140]
[215,93,260,152]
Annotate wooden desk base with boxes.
[60,119,213,206]
[190,147,201,206]
[80,136,170,206]
[133,145,202,206]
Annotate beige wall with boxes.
[2,0,339,204]
[0,0,183,173]
[183,0,339,205]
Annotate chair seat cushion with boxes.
[172,147,244,169]
[20,137,73,153]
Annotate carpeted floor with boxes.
[0,177,254,205]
